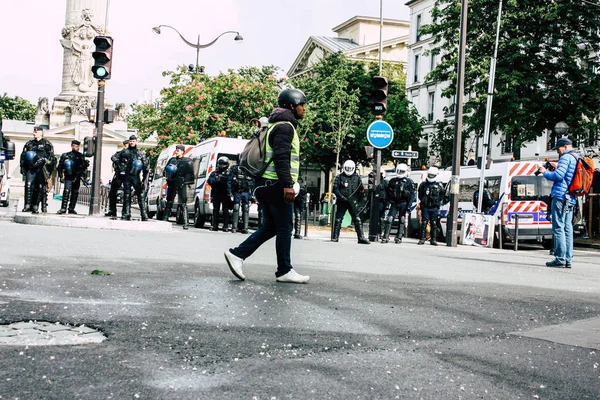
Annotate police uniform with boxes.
[382,175,415,243]
[20,132,54,213]
[332,163,369,244]
[293,178,307,239]
[208,157,231,231]
[163,146,193,229]
[57,140,89,214]
[417,179,445,245]
[228,164,255,234]
[105,140,129,217]
[111,136,149,221]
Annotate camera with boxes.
[534,161,554,176]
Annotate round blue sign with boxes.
[366,120,394,149]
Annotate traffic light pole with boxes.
[368,147,382,242]
[89,80,105,216]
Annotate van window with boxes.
[218,153,239,166]
[511,176,551,201]
[458,176,501,203]
[154,157,168,180]
[196,154,209,178]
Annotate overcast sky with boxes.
[0,0,410,107]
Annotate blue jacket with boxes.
[543,149,578,204]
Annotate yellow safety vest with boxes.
[262,121,300,183]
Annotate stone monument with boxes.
[50,0,108,129]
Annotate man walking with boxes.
[538,137,578,268]
[163,144,193,229]
[56,140,89,214]
[224,89,310,283]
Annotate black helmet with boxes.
[217,156,230,171]
[278,89,307,108]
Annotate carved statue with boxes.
[60,9,103,93]
[115,103,127,121]
[36,97,49,116]
[69,96,97,116]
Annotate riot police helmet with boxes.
[25,150,38,165]
[165,163,178,179]
[217,156,230,171]
[426,166,439,182]
[343,160,355,176]
[397,163,408,178]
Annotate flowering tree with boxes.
[128,65,280,165]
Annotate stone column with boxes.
[51,0,107,128]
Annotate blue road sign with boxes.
[366,120,394,149]
[392,150,418,158]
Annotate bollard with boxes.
[304,193,310,238]
[514,214,519,251]
[499,203,505,250]
[330,202,337,241]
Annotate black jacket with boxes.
[164,156,193,187]
[20,138,54,173]
[267,108,298,187]
[333,173,364,203]
[111,146,149,178]
[58,151,89,179]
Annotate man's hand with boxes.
[283,187,295,203]
[538,165,546,174]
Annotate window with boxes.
[458,177,501,203]
[511,176,552,201]
[416,14,422,42]
[196,154,209,178]
[430,53,436,71]
[414,54,420,83]
[427,92,435,122]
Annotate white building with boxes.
[405,0,568,165]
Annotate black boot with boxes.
[138,194,148,221]
[381,219,392,244]
[30,186,40,214]
[182,205,189,230]
[395,223,404,244]
[332,218,342,242]
[105,210,117,217]
[211,207,219,231]
[355,219,370,244]
[294,211,302,239]
[57,189,70,214]
[22,180,33,212]
[68,188,79,214]
[430,224,438,246]
[241,205,249,234]
[40,186,48,213]
[418,219,427,245]
[231,204,239,233]
[222,209,230,232]
[163,201,173,221]
[121,192,131,220]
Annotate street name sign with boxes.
[392,150,418,158]
[366,120,394,149]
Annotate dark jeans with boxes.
[230,180,293,277]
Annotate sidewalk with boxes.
[13,196,172,232]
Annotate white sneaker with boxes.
[224,250,245,280]
[276,269,310,283]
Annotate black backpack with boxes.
[239,121,292,178]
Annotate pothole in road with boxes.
[0,321,106,346]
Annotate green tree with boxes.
[128,65,280,166]
[293,52,424,172]
[0,93,36,121]
[422,0,600,161]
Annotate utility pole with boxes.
[446,0,469,247]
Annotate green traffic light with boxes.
[96,67,107,77]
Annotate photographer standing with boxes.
[538,137,577,268]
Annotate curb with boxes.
[13,213,173,232]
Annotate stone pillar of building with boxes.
[50,0,107,129]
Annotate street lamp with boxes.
[554,121,569,136]
[418,137,428,167]
[152,25,243,72]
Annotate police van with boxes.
[427,162,553,248]
[147,144,194,219]
[183,137,258,228]
[0,162,9,207]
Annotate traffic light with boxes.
[83,136,96,157]
[92,36,113,80]
[371,75,388,116]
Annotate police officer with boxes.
[417,166,445,245]
[56,140,89,214]
[228,162,255,234]
[332,160,370,244]
[293,177,307,239]
[208,156,231,231]
[368,170,388,238]
[111,135,149,221]
[473,179,495,214]
[20,127,54,213]
[381,163,415,244]
[105,139,129,217]
[163,144,193,229]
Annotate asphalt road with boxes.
[1,218,600,399]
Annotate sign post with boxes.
[366,120,394,242]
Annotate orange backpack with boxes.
[568,153,595,197]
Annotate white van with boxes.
[147,144,194,219]
[183,137,258,228]
[0,162,9,207]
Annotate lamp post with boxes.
[554,121,569,137]
[152,25,243,72]
[418,137,428,167]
